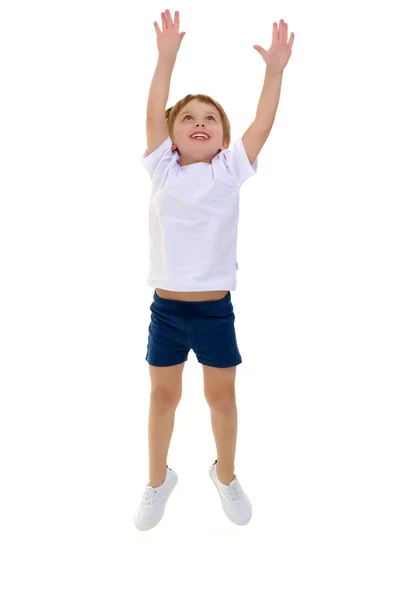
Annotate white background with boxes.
[1,0,400,597]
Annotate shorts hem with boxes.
[146,356,189,367]
[198,359,242,368]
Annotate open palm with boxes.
[254,20,294,72]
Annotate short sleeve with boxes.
[219,137,258,186]
[140,136,175,183]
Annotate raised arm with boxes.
[242,19,294,165]
[146,10,186,155]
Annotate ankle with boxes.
[216,465,234,486]
[148,465,168,488]
[148,479,164,488]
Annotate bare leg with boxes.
[146,363,185,487]
[210,401,237,485]
[147,398,178,487]
[203,365,238,486]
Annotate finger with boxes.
[154,21,161,35]
[278,20,283,42]
[272,22,279,44]
[161,12,167,31]
[174,10,180,29]
[253,45,266,55]
[165,9,173,28]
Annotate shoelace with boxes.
[224,481,244,502]
[141,487,159,506]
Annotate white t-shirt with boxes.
[140,136,258,291]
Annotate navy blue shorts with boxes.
[145,290,242,368]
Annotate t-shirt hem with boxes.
[148,280,237,292]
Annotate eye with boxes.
[184,115,215,120]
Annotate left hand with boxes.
[253,19,294,73]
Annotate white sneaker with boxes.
[209,460,252,526]
[134,466,178,531]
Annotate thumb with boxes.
[253,45,265,55]
[180,32,186,42]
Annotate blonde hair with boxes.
[165,94,231,147]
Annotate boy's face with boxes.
[171,100,229,166]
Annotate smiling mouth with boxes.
[190,133,210,140]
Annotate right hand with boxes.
[154,9,186,57]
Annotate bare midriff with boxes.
[155,288,229,302]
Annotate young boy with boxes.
[134,9,293,530]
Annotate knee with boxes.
[205,390,236,411]
[150,387,181,411]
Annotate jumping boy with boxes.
[134,9,294,530]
